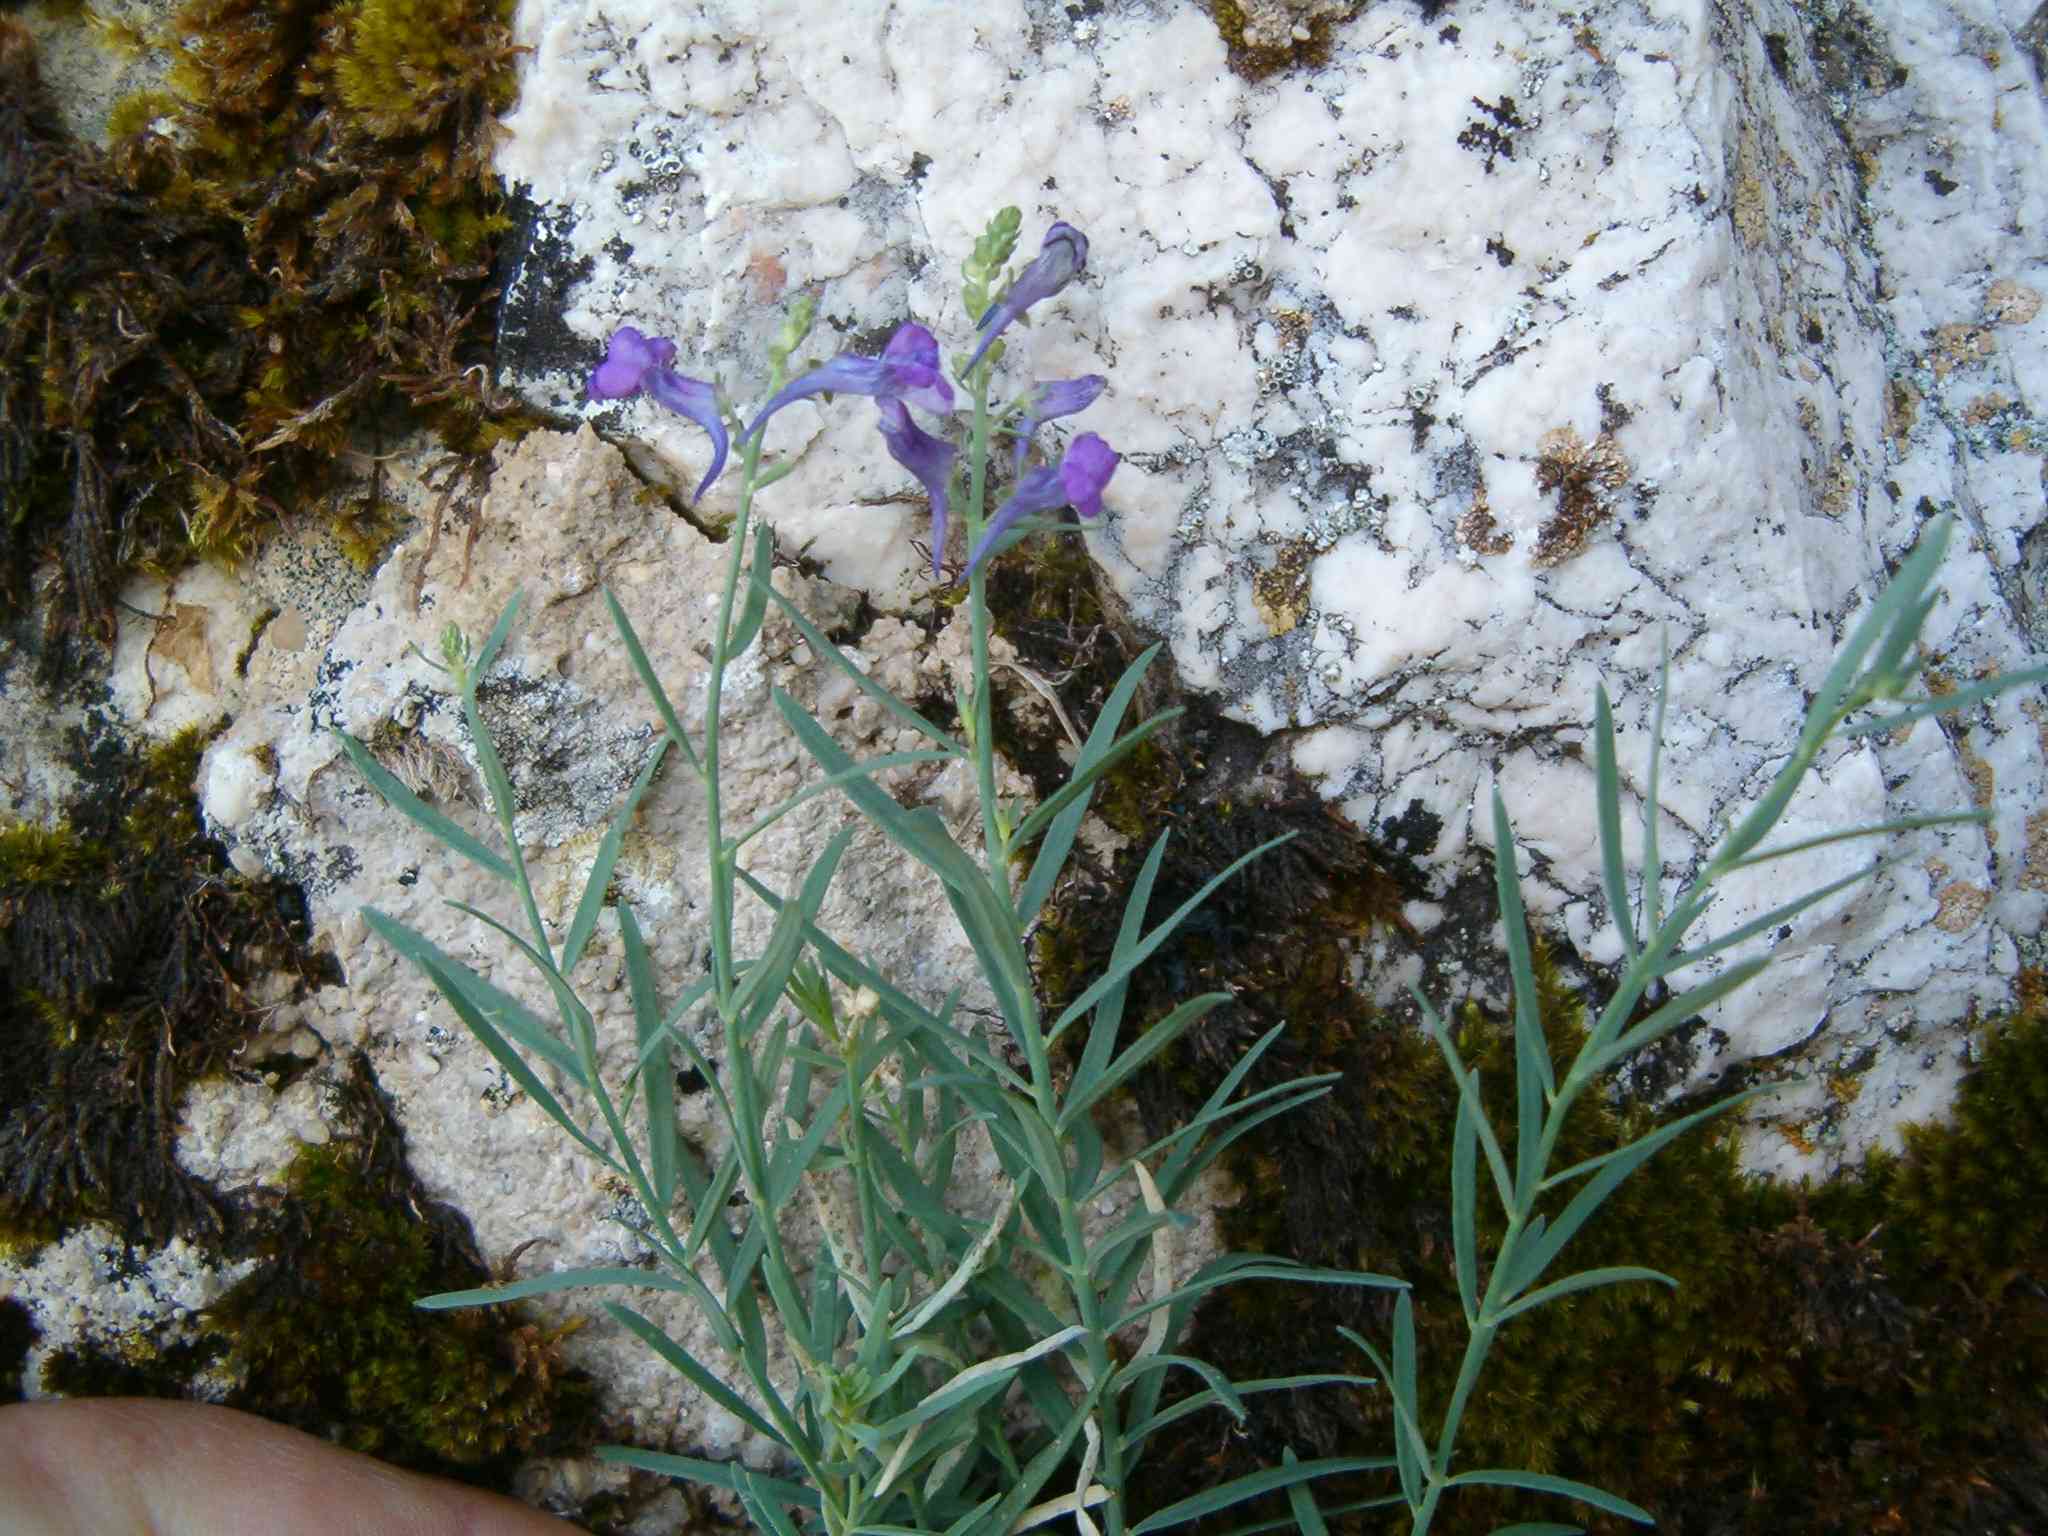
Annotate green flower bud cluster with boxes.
[961,206,1022,327]
[768,293,818,374]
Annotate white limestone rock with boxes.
[490,0,2047,1175]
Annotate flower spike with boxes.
[876,398,958,579]
[962,222,1089,376]
[587,326,729,502]
[742,322,954,445]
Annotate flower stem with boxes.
[703,372,782,1006]
[962,366,1015,905]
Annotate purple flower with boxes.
[876,398,958,578]
[962,222,1089,376]
[743,322,954,444]
[1011,374,1107,470]
[588,326,729,502]
[967,432,1119,576]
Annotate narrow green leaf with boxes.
[1145,1021,1288,1192]
[361,908,582,1080]
[1015,643,1163,929]
[1283,1446,1332,1536]
[440,900,586,1025]
[389,937,608,1164]
[1391,1291,1423,1508]
[1111,1258,1406,1333]
[1442,1469,1652,1524]
[869,1327,1085,1440]
[981,1374,1108,1533]
[971,1267,1068,1341]
[562,736,669,975]
[1841,663,2048,735]
[1068,1111,1105,1205]
[1584,957,1769,1077]
[629,973,718,1081]
[1134,1079,1338,1211]
[1452,1078,1481,1326]
[866,1131,979,1251]
[1492,791,1551,1197]
[761,582,966,755]
[1058,991,1232,1133]
[470,592,522,682]
[332,729,512,880]
[1499,1215,1550,1299]
[732,877,1029,1098]
[732,825,853,1026]
[1539,1085,1771,1194]
[1129,1456,1399,1534]
[970,511,1069,570]
[683,1146,745,1264]
[460,689,525,887]
[418,1266,696,1308]
[1007,709,1180,852]
[1086,1206,1190,1285]
[1811,517,1949,729]
[1061,830,1170,1064]
[941,879,1040,1052]
[1491,1266,1676,1324]
[766,1082,853,1211]
[1665,861,1881,970]
[1122,1374,1379,1454]
[1050,832,1296,1038]
[891,1178,1020,1340]
[1419,997,1517,1211]
[1863,589,1939,697]
[1592,685,1637,963]
[1014,782,1089,936]
[603,1302,786,1447]
[1714,530,1952,872]
[1720,811,1987,873]
[1519,1093,1758,1287]
[727,751,957,852]
[617,904,677,1210]
[1640,633,1670,937]
[1112,1353,1246,1423]
[603,587,704,776]
[738,1471,808,1536]
[773,692,1009,948]
[1336,1326,1428,1512]
[595,1446,819,1508]
[727,520,775,657]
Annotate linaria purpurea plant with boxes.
[340,208,2045,1535]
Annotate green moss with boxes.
[201,1060,599,1474]
[327,0,521,150]
[1205,1,1363,82]
[0,724,329,1243]
[1,20,267,668]
[328,493,411,572]
[1,2,532,672]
